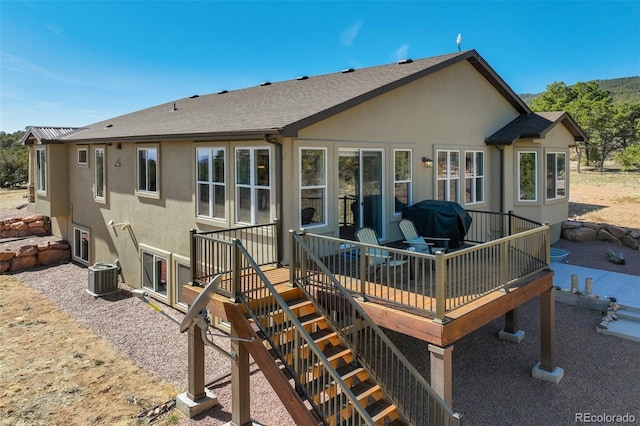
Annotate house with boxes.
[22,49,585,311]
[22,50,586,422]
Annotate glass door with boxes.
[338,149,384,239]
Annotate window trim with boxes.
[140,245,170,302]
[135,146,160,199]
[196,147,226,221]
[517,150,538,202]
[35,147,47,194]
[72,225,90,265]
[235,147,272,225]
[94,147,106,202]
[77,147,88,167]
[172,254,191,312]
[393,149,412,214]
[436,149,460,202]
[546,151,567,201]
[299,147,327,228]
[464,150,485,206]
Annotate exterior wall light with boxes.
[422,157,433,168]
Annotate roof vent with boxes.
[189,94,199,98]
[171,103,178,111]
[398,58,413,64]
[260,81,271,86]
[297,75,309,80]
[217,90,228,94]
[104,124,113,128]
[341,68,355,74]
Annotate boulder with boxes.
[23,214,44,223]
[15,245,38,257]
[37,249,70,266]
[9,255,38,272]
[0,229,18,238]
[605,224,627,239]
[29,227,48,236]
[562,221,583,229]
[0,251,15,261]
[563,226,598,242]
[583,222,602,230]
[597,229,622,245]
[621,235,639,250]
[10,221,28,231]
[630,229,640,239]
[0,260,10,273]
[50,242,70,250]
[27,220,46,228]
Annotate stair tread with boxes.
[305,363,363,393]
[349,380,378,399]
[366,399,396,421]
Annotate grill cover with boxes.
[402,200,472,248]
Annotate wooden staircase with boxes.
[247,286,410,425]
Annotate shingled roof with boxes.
[60,49,530,143]
[485,111,587,145]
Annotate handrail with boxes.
[291,230,462,425]
[231,239,379,425]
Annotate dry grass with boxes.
[0,188,28,211]
[0,276,185,426]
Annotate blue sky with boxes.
[1,1,638,133]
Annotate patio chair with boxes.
[355,227,409,273]
[398,219,450,254]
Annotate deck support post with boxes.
[428,344,454,406]
[176,321,218,418]
[532,286,564,383]
[499,308,525,343]
[231,328,252,426]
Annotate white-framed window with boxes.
[73,226,90,264]
[464,150,484,205]
[300,148,326,227]
[394,149,412,213]
[518,151,537,202]
[77,147,88,166]
[173,259,191,309]
[142,250,167,297]
[196,147,225,220]
[36,147,47,193]
[235,147,271,224]
[546,151,566,200]
[136,146,159,196]
[437,149,459,202]
[94,147,105,201]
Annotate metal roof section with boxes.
[21,126,81,144]
[60,49,533,143]
[485,112,587,145]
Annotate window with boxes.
[137,147,158,195]
[142,251,167,296]
[518,151,537,201]
[394,150,412,213]
[437,150,459,202]
[36,148,46,193]
[73,227,90,263]
[300,148,326,226]
[465,151,484,204]
[236,148,271,224]
[196,147,225,219]
[78,148,88,166]
[546,152,566,200]
[95,148,105,201]
[174,261,191,307]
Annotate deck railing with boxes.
[291,231,462,425]
[300,214,549,321]
[466,210,542,243]
[190,221,280,296]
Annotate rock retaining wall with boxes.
[0,239,71,273]
[0,214,50,238]
[562,220,640,250]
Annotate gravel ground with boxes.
[10,239,640,425]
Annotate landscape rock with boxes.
[563,226,598,242]
[37,249,71,266]
[10,255,38,272]
[605,224,627,239]
[15,245,39,257]
[562,221,583,229]
[0,260,10,273]
[621,235,640,250]
[10,221,28,231]
[22,214,44,223]
[597,229,622,245]
[583,222,602,230]
[0,251,15,261]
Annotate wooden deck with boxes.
[183,265,554,348]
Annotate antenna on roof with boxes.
[456,33,462,52]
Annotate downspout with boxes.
[264,134,283,266]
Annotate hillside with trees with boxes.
[520,76,640,105]
[0,130,27,188]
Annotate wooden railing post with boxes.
[434,251,446,322]
[544,222,551,266]
[231,239,242,303]
[189,229,197,286]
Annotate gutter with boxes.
[59,129,283,144]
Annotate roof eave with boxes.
[60,129,283,144]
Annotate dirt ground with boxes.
[0,164,637,425]
[0,276,182,426]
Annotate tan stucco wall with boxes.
[31,144,70,219]
[289,60,520,243]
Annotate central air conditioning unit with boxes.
[87,263,118,296]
